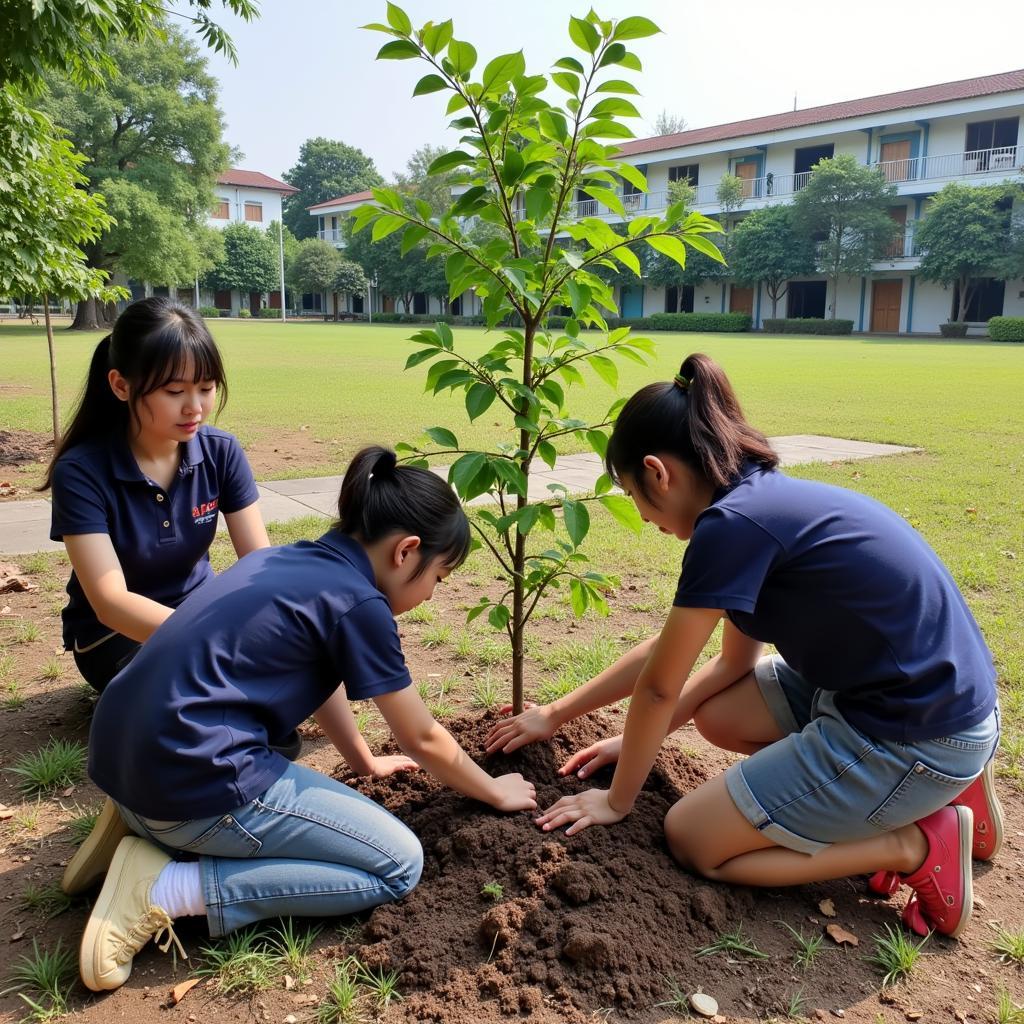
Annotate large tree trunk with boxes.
[829,274,838,319]
[71,295,115,331]
[955,276,973,323]
[44,296,60,446]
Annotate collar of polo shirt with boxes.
[109,431,206,483]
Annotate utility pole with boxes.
[278,219,287,322]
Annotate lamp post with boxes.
[367,273,378,325]
[277,219,287,323]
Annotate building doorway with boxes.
[787,281,827,319]
[619,285,644,318]
[870,280,903,333]
[729,286,754,317]
[664,285,694,313]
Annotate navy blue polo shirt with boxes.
[674,463,996,742]
[88,531,413,820]
[49,426,259,650]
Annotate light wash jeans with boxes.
[116,762,423,936]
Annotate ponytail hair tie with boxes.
[673,374,691,392]
[369,448,398,480]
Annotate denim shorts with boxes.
[724,655,999,854]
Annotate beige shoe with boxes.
[62,798,131,895]
[79,836,187,992]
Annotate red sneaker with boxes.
[951,760,1003,861]
[900,893,929,937]
[899,805,973,938]
[868,870,901,897]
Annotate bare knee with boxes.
[664,800,717,877]
[692,698,745,751]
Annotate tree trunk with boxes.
[829,274,838,319]
[332,291,338,320]
[770,290,779,318]
[955,276,972,322]
[71,295,114,331]
[44,296,60,447]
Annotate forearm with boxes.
[402,723,501,805]
[546,636,658,727]
[312,688,375,776]
[94,592,173,644]
[669,641,764,731]
[608,686,677,813]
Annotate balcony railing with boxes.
[882,227,916,259]
[873,145,1019,183]
[317,229,345,244]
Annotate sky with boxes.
[192,0,1024,184]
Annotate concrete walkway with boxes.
[0,435,916,555]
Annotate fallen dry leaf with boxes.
[0,805,14,821]
[0,563,36,594]
[169,979,201,1005]
[59,786,76,798]
[826,923,859,946]
[818,898,837,918]
[11,925,26,942]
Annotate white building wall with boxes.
[1003,279,1024,318]
[207,186,285,229]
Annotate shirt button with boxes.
[162,520,170,528]
[156,494,164,503]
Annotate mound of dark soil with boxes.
[0,428,52,466]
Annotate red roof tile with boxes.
[307,190,376,212]
[617,68,1024,157]
[217,168,298,194]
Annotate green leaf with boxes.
[554,56,585,73]
[400,223,429,256]
[421,19,453,55]
[447,39,477,76]
[538,440,558,470]
[386,2,412,34]
[581,120,635,140]
[500,149,525,187]
[465,382,497,421]
[428,150,474,175]
[538,109,569,142]
[590,97,641,119]
[682,232,726,263]
[377,39,420,59]
[599,42,626,66]
[436,321,454,349]
[413,74,447,96]
[612,15,660,40]
[425,426,459,448]
[568,16,600,53]
[594,472,613,496]
[446,92,468,114]
[536,505,557,532]
[492,460,528,497]
[589,354,618,389]
[600,494,644,534]
[481,51,526,95]
[514,414,539,434]
[586,429,608,458]
[371,214,407,241]
[594,79,641,95]
[618,51,643,71]
[449,452,487,495]
[566,279,592,316]
[645,233,688,268]
[424,358,460,391]
[525,186,552,223]
[557,363,585,387]
[488,604,511,630]
[569,578,589,616]
[561,499,590,547]
[614,162,648,191]
[551,71,579,95]
[582,186,625,217]
[612,244,642,277]
[466,599,491,623]
[405,347,439,370]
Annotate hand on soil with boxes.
[369,754,421,778]
[484,703,554,755]
[559,735,623,779]
[535,788,627,836]
[490,772,538,812]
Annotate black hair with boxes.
[41,297,228,489]
[336,446,471,577]
[605,352,778,498]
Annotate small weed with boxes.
[653,975,688,1013]
[415,679,432,700]
[354,710,372,733]
[318,957,366,1023]
[452,631,475,660]
[427,697,455,719]
[481,880,504,901]
[996,986,1024,1024]
[868,923,929,986]
[404,604,435,624]
[421,624,452,648]
[10,739,86,795]
[534,675,578,705]
[779,920,825,969]
[19,553,50,575]
[1,939,77,1022]
[997,733,1023,784]
[197,927,280,993]
[438,674,460,695]
[270,918,320,981]
[334,921,362,944]
[474,635,511,667]
[22,883,74,919]
[991,924,1024,966]
[0,651,14,678]
[471,673,501,710]
[355,962,403,1010]
[696,926,769,960]
[67,806,101,845]
[10,802,43,833]
[15,622,41,644]
[784,987,808,1019]
[40,657,63,682]
[534,635,621,703]
[3,680,26,710]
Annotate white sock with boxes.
[150,860,206,918]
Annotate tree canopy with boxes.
[282,138,385,239]
[205,223,279,295]
[728,206,815,317]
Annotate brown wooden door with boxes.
[879,140,912,181]
[730,286,754,316]
[735,160,759,198]
[249,291,261,315]
[870,280,903,333]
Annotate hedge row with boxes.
[988,316,1024,342]
[762,318,854,335]
[544,312,752,332]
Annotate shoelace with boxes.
[114,907,188,965]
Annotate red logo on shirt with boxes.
[193,499,219,521]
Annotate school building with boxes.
[310,68,1024,334]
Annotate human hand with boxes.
[558,734,622,779]
[369,754,420,779]
[484,703,556,755]
[533,788,627,836]
[489,773,538,813]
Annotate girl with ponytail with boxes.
[44,296,269,693]
[487,352,1000,941]
[72,446,536,993]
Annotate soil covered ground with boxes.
[0,554,1022,1024]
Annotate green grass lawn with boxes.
[3,317,1023,736]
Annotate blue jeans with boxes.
[116,763,423,936]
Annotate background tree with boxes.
[332,258,369,306]
[41,23,231,329]
[652,110,687,135]
[792,154,897,319]
[715,173,746,219]
[395,143,460,216]
[358,6,723,712]
[205,223,279,299]
[282,138,385,239]
[728,205,815,318]
[344,218,428,312]
[290,237,342,312]
[916,181,1022,323]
